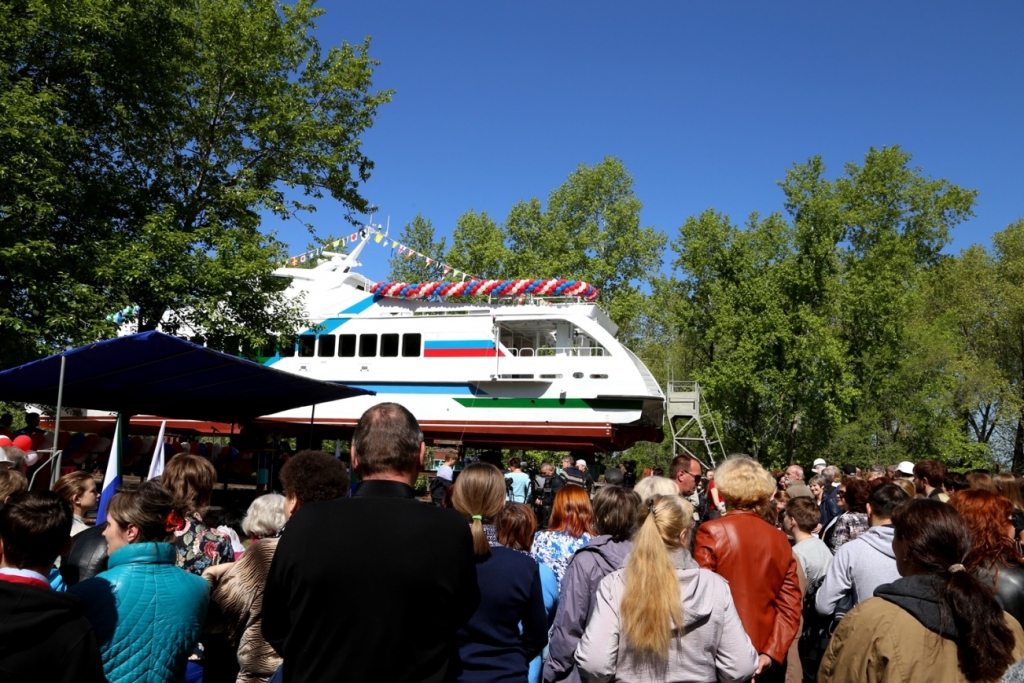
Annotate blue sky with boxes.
[272,2,1023,278]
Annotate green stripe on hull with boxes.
[454,397,643,410]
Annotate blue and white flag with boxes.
[146,421,167,480]
[96,415,125,525]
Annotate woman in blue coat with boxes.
[71,481,209,683]
[452,463,548,683]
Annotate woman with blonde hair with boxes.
[694,456,801,682]
[53,471,98,536]
[451,463,547,683]
[577,494,757,682]
[633,475,679,504]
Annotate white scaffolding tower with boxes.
[667,381,726,468]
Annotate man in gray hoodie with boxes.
[815,483,909,616]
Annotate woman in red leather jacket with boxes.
[694,456,802,683]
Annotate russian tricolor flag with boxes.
[96,415,125,525]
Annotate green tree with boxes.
[502,157,666,340]
[387,214,447,283]
[991,220,1024,471]
[446,209,508,278]
[0,0,392,367]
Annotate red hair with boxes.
[949,489,1023,572]
[548,484,595,539]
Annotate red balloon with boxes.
[12,435,33,452]
[0,436,11,446]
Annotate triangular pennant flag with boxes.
[374,233,383,243]
[147,421,167,480]
[333,239,341,247]
[96,415,125,525]
[382,239,389,247]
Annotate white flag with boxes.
[147,421,167,480]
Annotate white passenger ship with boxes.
[259,231,666,453]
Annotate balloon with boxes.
[12,435,33,452]
[23,451,38,467]
[95,437,111,454]
[0,435,10,446]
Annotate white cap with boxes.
[896,461,915,476]
[812,458,826,467]
[575,459,587,468]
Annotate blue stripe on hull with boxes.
[335,382,489,396]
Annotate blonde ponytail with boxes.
[621,494,693,662]
[451,463,507,556]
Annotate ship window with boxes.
[298,335,315,357]
[259,339,276,358]
[318,334,336,357]
[359,334,377,357]
[381,333,399,357]
[403,333,421,357]
[279,336,296,358]
[339,334,356,357]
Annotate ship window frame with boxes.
[297,335,316,357]
[359,334,378,357]
[279,336,297,358]
[318,334,336,357]
[380,333,399,357]
[339,334,356,357]
[402,333,422,357]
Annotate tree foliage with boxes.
[386,214,447,283]
[0,0,391,366]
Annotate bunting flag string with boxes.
[281,223,486,283]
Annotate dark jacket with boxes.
[457,545,547,683]
[543,535,632,683]
[263,480,480,683]
[0,576,105,683]
[60,523,108,587]
[560,467,592,494]
[978,563,1024,627]
[818,495,839,532]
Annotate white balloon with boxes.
[24,450,38,467]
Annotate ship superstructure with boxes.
[260,232,665,452]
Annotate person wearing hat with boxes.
[895,461,915,480]
[812,458,827,475]
[602,466,624,487]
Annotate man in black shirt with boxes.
[263,403,480,683]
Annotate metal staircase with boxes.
[667,381,726,468]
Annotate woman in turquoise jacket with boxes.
[71,481,210,683]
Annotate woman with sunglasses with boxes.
[822,479,870,553]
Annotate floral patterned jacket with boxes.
[173,513,234,575]
[530,530,591,587]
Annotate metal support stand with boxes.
[667,380,726,469]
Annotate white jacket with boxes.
[575,549,758,683]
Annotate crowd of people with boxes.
[3,405,1024,682]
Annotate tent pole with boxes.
[49,354,67,489]
[309,404,316,450]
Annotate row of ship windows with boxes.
[277,333,422,358]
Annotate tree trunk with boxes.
[1013,417,1024,474]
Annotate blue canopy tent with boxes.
[0,331,373,485]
